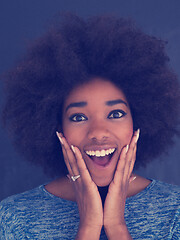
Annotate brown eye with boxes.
[108,110,126,119]
[69,113,88,122]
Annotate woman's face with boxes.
[62,78,133,186]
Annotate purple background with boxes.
[0,0,180,201]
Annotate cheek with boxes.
[62,122,84,146]
[62,124,74,144]
[114,119,134,143]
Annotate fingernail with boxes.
[56,131,63,145]
[135,129,140,143]
[130,176,137,183]
[71,145,76,153]
[126,145,129,153]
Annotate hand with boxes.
[103,129,140,237]
[56,132,103,238]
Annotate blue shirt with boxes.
[0,179,179,239]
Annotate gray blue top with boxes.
[0,179,180,239]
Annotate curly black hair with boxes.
[1,13,180,177]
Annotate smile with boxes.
[85,148,116,157]
[85,148,116,167]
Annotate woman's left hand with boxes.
[103,129,140,239]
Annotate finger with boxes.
[56,132,73,175]
[126,129,139,161]
[62,146,73,176]
[62,137,80,176]
[72,146,94,184]
[113,129,140,184]
[125,129,140,179]
[112,145,128,185]
[129,175,137,183]
[56,132,79,176]
[128,144,137,179]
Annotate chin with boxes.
[92,175,113,187]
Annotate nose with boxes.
[87,120,110,142]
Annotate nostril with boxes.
[88,130,110,141]
[90,136,109,141]
[87,125,110,141]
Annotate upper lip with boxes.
[84,145,117,152]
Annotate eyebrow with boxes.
[65,102,87,112]
[65,99,127,112]
[105,99,128,106]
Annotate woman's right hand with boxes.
[56,132,103,240]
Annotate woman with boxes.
[0,14,180,239]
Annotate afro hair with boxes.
[1,13,180,177]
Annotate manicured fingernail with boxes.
[126,145,129,153]
[135,129,140,143]
[56,131,63,145]
[71,145,76,153]
[130,176,137,183]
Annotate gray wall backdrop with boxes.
[0,0,180,201]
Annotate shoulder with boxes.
[0,184,67,214]
[0,186,42,235]
[0,184,76,221]
[0,186,42,221]
[1,185,44,206]
[150,179,180,200]
[0,185,78,238]
[0,184,77,236]
[126,180,180,239]
[151,181,180,237]
[0,185,59,227]
[142,179,180,205]
[127,180,180,222]
[127,179,180,209]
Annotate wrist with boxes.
[75,224,102,240]
[104,224,133,240]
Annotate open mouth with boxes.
[85,148,116,167]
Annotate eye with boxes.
[69,113,88,122]
[108,109,126,119]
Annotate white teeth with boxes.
[101,150,106,156]
[96,150,101,157]
[85,148,115,157]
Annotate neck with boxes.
[45,175,152,202]
[98,185,109,207]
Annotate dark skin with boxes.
[45,78,151,239]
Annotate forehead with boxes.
[64,78,127,105]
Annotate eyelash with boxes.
[108,109,127,119]
[69,113,88,122]
[69,110,127,122]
